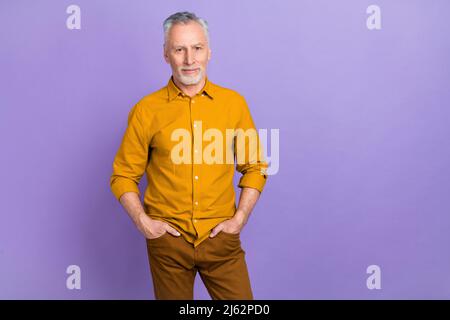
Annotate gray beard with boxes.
[178,69,204,85]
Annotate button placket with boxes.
[190,96,200,228]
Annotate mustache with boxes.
[180,67,201,71]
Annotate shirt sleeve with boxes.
[234,95,268,193]
[110,102,151,202]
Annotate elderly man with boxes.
[110,11,268,300]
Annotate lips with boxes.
[182,68,199,74]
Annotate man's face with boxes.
[164,21,211,86]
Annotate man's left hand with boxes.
[209,214,245,238]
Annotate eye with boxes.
[175,48,183,53]
[195,46,202,51]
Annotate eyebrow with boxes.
[172,43,205,49]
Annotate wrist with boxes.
[134,211,149,225]
[233,210,247,225]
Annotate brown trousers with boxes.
[146,231,253,300]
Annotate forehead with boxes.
[167,21,208,46]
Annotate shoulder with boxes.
[209,82,248,112]
[210,82,246,100]
[138,86,168,108]
[129,85,169,119]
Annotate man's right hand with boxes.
[135,213,181,239]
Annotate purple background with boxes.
[1,0,450,299]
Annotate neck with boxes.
[173,76,206,98]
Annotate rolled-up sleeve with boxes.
[110,102,151,201]
[234,95,268,193]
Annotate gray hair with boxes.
[163,11,209,44]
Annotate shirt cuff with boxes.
[238,172,267,193]
[110,177,141,201]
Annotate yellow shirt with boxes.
[110,77,268,247]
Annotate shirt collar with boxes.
[167,76,215,101]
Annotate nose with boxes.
[184,48,194,65]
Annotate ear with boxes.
[163,44,170,63]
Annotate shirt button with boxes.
[194,175,199,180]
[195,201,198,206]
[193,219,198,223]
[194,149,198,153]
[193,123,197,128]
[192,100,195,103]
